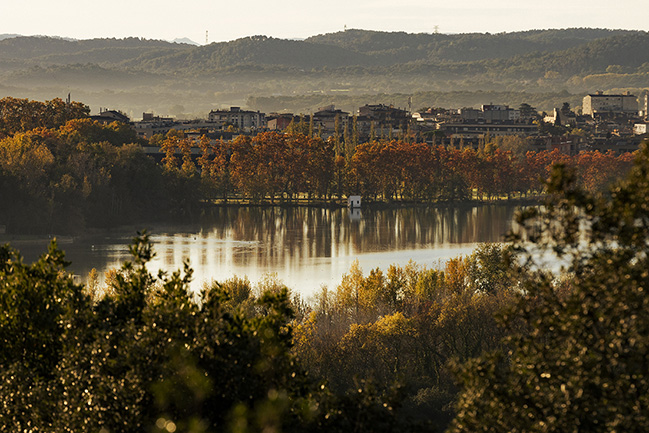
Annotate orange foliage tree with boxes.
[0,97,89,138]
[230,132,334,202]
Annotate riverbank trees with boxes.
[0,97,89,138]
[189,132,636,204]
[290,243,524,429]
[0,106,187,232]
[0,97,638,234]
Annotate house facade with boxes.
[312,105,349,137]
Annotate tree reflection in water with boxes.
[8,204,518,297]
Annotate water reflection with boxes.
[6,204,518,297]
[349,208,362,221]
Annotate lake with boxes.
[4,204,520,299]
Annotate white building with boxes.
[582,91,638,116]
[633,122,649,135]
[347,195,361,208]
[208,107,265,131]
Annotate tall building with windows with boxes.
[582,91,638,116]
[208,107,265,131]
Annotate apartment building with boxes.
[208,107,265,131]
[582,91,638,116]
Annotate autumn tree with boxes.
[198,135,232,201]
[0,97,89,138]
[0,241,88,429]
[160,129,182,171]
[229,134,260,199]
[575,149,635,193]
[303,134,335,200]
[298,250,522,430]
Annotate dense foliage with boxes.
[0,231,462,432]
[182,131,635,203]
[0,96,89,138]
[0,230,525,432]
[0,99,198,232]
[292,244,524,429]
[450,142,649,431]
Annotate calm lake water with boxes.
[4,204,519,298]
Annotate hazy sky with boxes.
[2,0,648,43]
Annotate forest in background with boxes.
[1,29,648,116]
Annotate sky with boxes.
[1,0,648,43]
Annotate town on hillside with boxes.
[91,91,649,156]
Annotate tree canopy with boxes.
[450,141,649,431]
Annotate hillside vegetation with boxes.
[0,29,647,116]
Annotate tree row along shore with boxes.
[0,97,636,233]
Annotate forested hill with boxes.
[0,36,191,68]
[119,36,378,70]
[305,28,638,62]
[1,28,648,116]
[1,28,646,71]
[491,32,649,76]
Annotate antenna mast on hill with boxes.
[205,31,208,45]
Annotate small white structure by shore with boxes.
[347,196,361,208]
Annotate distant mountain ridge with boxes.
[0,34,20,41]
[1,28,647,116]
[0,36,189,64]
[172,37,199,46]
[121,35,380,71]
[1,28,647,71]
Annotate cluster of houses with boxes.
[91,91,649,156]
[119,103,411,142]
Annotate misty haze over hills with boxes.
[0,28,647,118]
